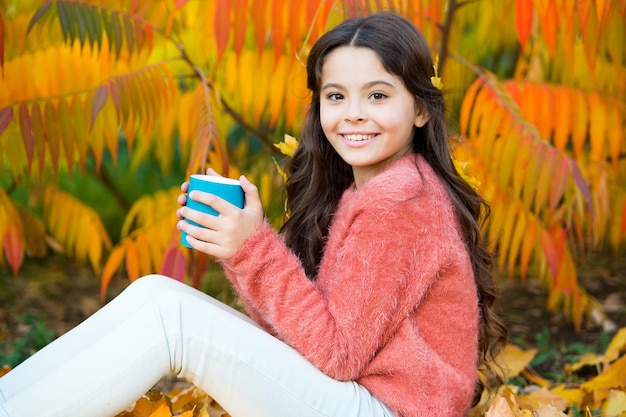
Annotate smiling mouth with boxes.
[342,134,376,142]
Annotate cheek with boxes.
[319,106,335,136]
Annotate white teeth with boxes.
[344,134,374,141]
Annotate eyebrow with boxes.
[321,80,396,91]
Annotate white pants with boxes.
[0,275,395,417]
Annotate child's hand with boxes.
[176,170,264,259]
[176,168,220,215]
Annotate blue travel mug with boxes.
[180,175,245,248]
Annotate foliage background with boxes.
[0,0,625,414]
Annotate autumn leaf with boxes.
[274,134,299,157]
[499,344,538,379]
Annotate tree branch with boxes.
[437,0,460,79]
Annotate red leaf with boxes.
[0,106,13,136]
[91,85,108,132]
[4,225,24,277]
[569,158,594,221]
[18,103,35,169]
[160,246,186,282]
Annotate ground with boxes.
[0,251,624,388]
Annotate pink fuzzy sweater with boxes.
[221,154,479,417]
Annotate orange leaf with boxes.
[552,86,571,151]
[101,244,126,301]
[214,0,231,60]
[519,216,537,279]
[125,238,140,282]
[459,78,484,136]
[536,0,558,56]
[485,395,516,417]
[581,0,599,71]
[251,0,267,56]
[533,147,556,214]
[515,0,533,49]
[540,227,559,279]
[233,0,247,54]
[3,224,24,276]
[0,10,4,76]
[570,90,588,159]
[507,210,526,275]
[588,92,607,163]
[607,103,624,169]
[271,0,286,62]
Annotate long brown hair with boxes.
[280,12,507,402]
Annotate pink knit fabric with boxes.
[221,154,479,417]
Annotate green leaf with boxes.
[123,14,135,53]
[26,1,53,35]
[111,11,123,58]
[56,1,76,45]
[73,2,87,48]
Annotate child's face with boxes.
[319,46,429,187]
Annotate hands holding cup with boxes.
[177,168,264,259]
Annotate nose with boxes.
[344,100,366,122]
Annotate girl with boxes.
[0,12,506,417]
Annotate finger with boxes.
[239,175,264,214]
[180,181,189,192]
[178,206,221,231]
[187,190,239,217]
[206,167,222,177]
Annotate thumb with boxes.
[240,175,264,213]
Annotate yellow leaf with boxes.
[602,389,626,417]
[518,387,568,412]
[549,384,584,408]
[532,404,567,417]
[581,354,626,393]
[274,133,299,157]
[133,396,172,417]
[500,344,538,379]
[604,327,626,364]
[565,352,603,374]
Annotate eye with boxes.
[326,93,344,101]
[370,92,388,100]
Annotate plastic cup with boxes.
[180,175,245,248]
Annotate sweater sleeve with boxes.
[220,188,451,381]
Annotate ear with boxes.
[413,101,430,128]
[414,109,429,128]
